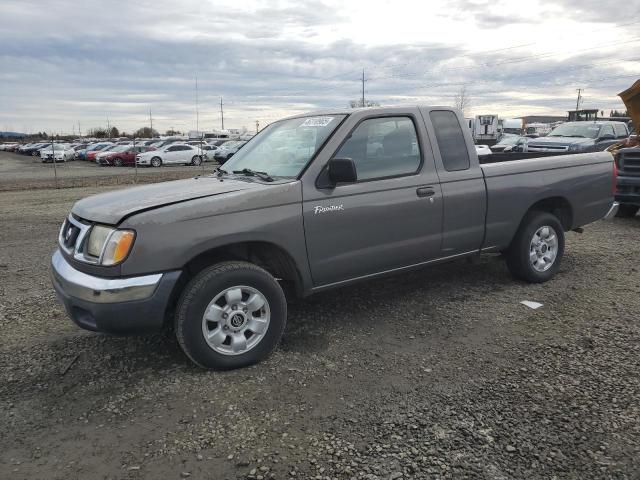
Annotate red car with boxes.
[87,144,118,162]
[97,145,156,166]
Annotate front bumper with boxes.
[51,250,181,334]
[615,175,640,206]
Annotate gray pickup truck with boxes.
[51,106,618,369]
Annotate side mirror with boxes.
[328,157,357,184]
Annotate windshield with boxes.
[223,114,346,178]
[548,122,600,139]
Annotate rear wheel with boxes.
[175,261,287,370]
[506,211,565,283]
[150,157,162,167]
[615,204,639,218]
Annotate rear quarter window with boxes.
[429,110,470,171]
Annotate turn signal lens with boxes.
[102,230,135,266]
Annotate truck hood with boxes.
[72,176,268,225]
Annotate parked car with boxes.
[200,144,219,161]
[19,143,49,156]
[76,142,113,160]
[0,143,20,151]
[490,134,526,153]
[527,121,629,153]
[97,145,156,166]
[51,106,617,370]
[475,144,492,156]
[40,145,75,162]
[213,140,247,163]
[88,144,119,162]
[136,144,204,167]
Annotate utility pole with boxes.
[196,76,204,174]
[78,121,81,138]
[220,97,225,131]
[149,109,153,137]
[575,88,582,111]
[195,76,200,137]
[361,68,365,108]
[107,117,111,140]
[255,120,259,134]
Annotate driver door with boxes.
[301,110,443,287]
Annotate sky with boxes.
[1,0,639,135]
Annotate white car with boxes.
[136,143,204,167]
[475,144,492,156]
[40,144,75,162]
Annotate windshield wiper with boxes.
[232,168,274,182]
[215,167,228,177]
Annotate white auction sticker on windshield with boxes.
[300,116,333,127]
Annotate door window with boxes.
[333,117,421,181]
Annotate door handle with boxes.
[416,187,435,197]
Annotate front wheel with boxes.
[113,157,123,167]
[615,204,639,218]
[191,155,202,166]
[150,157,162,167]
[506,211,565,283]
[175,261,287,370]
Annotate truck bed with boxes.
[479,151,614,250]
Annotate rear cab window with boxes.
[429,110,470,172]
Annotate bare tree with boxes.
[453,86,471,116]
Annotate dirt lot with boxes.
[0,151,206,191]
[0,184,639,480]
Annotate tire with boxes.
[175,261,287,370]
[615,204,639,218]
[113,157,123,167]
[191,155,202,166]
[506,211,565,283]
[150,157,162,167]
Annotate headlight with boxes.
[86,226,135,265]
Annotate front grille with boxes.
[619,149,640,176]
[527,144,569,152]
[60,219,80,250]
[58,215,93,261]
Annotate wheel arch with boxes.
[166,241,306,316]
[526,196,574,231]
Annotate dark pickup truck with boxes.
[51,106,618,369]
[614,146,640,217]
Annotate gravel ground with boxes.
[0,151,209,191]
[0,185,639,479]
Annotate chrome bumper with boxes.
[603,201,619,220]
[51,250,162,303]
